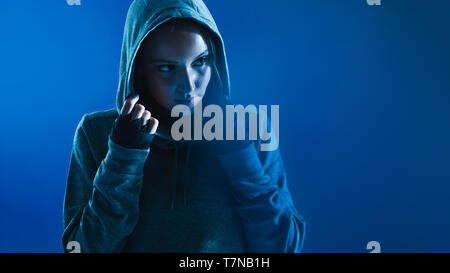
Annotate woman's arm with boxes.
[62,114,149,253]
[216,141,306,253]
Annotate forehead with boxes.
[139,23,208,60]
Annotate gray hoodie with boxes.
[62,0,305,253]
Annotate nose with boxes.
[179,67,196,96]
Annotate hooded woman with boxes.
[62,0,305,253]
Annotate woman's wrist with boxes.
[110,113,155,150]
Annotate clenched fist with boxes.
[110,94,159,150]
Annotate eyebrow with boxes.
[150,49,210,64]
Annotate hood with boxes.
[115,0,231,209]
[116,0,231,141]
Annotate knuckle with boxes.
[132,106,144,116]
[134,104,145,111]
[121,103,131,114]
[148,118,156,126]
[125,99,134,107]
[142,113,150,123]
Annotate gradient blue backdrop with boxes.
[1,0,449,252]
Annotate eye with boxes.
[192,56,210,67]
[157,64,175,72]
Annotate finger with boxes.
[147,117,159,134]
[121,94,140,116]
[141,110,151,125]
[131,104,145,120]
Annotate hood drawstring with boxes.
[170,142,179,209]
[182,145,192,207]
[170,141,192,209]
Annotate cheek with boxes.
[196,67,212,94]
[144,75,174,105]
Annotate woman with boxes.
[62,0,305,253]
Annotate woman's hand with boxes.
[110,94,159,149]
[201,112,253,155]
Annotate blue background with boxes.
[1,0,449,252]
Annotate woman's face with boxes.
[137,24,212,111]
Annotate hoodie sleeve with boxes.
[216,142,306,253]
[62,115,149,253]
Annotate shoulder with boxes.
[84,108,119,124]
[78,109,118,131]
[76,108,119,163]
